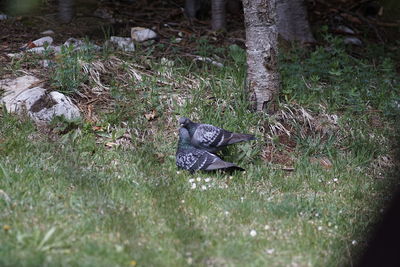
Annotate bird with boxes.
[176,127,244,173]
[178,117,255,153]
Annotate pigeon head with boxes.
[178,117,191,127]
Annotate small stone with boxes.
[41,30,55,35]
[250,230,257,237]
[0,13,8,20]
[344,37,362,46]
[131,27,158,42]
[110,36,135,52]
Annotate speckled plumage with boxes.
[176,128,243,173]
[179,117,255,153]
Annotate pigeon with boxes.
[179,117,255,153]
[176,127,244,173]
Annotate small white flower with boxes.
[352,240,357,245]
[224,211,229,215]
[333,178,338,182]
[240,197,244,202]
[266,248,275,254]
[315,213,320,217]
[224,184,228,189]
[181,199,185,203]
[204,178,211,183]
[191,183,197,189]
[201,185,207,191]
[189,178,194,183]
[229,176,233,180]
[176,171,181,174]
[250,230,257,237]
[196,177,201,182]
[264,225,270,230]
[317,226,323,231]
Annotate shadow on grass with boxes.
[357,116,400,267]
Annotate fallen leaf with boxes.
[92,126,104,131]
[310,157,333,169]
[144,110,157,121]
[105,142,118,148]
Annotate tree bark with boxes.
[276,0,315,43]
[58,0,75,24]
[243,0,280,112]
[211,0,226,30]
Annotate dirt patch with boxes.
[29,92,57,112]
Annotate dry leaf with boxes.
[310,157,333,169]
[92,126,104,131]
[105,142,117,148]
[144,110,157,121]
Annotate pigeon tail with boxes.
[226,133,256,145]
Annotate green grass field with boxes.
[0,36,399,266]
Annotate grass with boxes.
[0,34,399,266]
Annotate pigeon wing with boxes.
[192,125,234,152]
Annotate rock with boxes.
[21,36,53,50]
[39,59,53,68]
[131,27,158,42]
[0,13,8,20]
[64,37,84,47]
[194,56,224,68]
[63,38,101,52]
[335,25,355,35]
[109,36,135,52]
[0,76,80,123]
[344,37,362,46]
[41,30,55,35]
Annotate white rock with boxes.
[6,53,23,58]
[39,60,53,68]
[64,37,84,48]
[26,47,47,54]
[336,25,355,35]
[110,36,135,52]
[33,36,53,46]
[344,37,362,46]
[131,27,157,42]
[41,30,55,35]
[0,75,80,123]
[63,38,101,52]
[194,56,224,68]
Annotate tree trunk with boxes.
[184,0,201,18]
[243,0,280,112]
[211,0,226,30]
[276,0,315,43]
[58,0,75,24]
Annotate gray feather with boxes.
[176,128,244,172]
[179,117,255,153]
